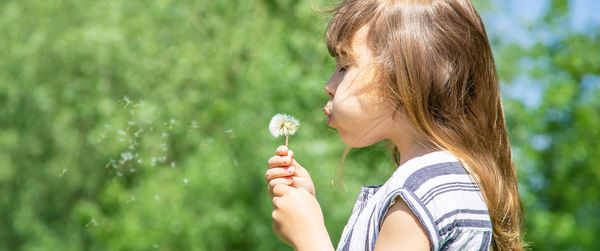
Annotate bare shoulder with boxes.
[374,197,430,251]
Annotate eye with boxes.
[339,66,348,73]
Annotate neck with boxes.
[389,133,437,166]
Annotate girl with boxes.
[265,0,523,250]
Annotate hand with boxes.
[266,145,315,197]
[271,184,333,250]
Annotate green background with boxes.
[1,0,598,250]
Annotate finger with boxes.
[268,155,293,169]
[272,183,293,197]
[268,177,293,197]
[275,145,288,156]
[265,166,295,182]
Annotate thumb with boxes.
[291,159,310,178]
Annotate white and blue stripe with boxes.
[336,151,492,251]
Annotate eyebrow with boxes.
[337,52,355,64]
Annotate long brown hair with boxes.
[325,0,524,250]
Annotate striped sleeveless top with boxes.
[336,151,492,251]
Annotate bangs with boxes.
[325,0,381,58]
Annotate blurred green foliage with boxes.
[0,0,598,250]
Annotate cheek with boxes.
[331,93,362,124]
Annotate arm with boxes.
[374,198,430,251]
[271,184,335,251]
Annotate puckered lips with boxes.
[323,107,333,126]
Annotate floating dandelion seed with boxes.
[225,128,236,139]
[85,218,98,228]
[269,113,300,147]
[121,96,132,109]
[59,168,68,177]
[189,120,199,129]
[183,178,188,184]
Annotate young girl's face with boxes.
[323,26,397,148]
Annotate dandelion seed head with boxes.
[269,113,300,138]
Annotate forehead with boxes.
[337,26,371,63]
[330,26,370,61]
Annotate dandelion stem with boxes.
[285,134,289,147]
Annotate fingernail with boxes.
[288,166,295,173]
